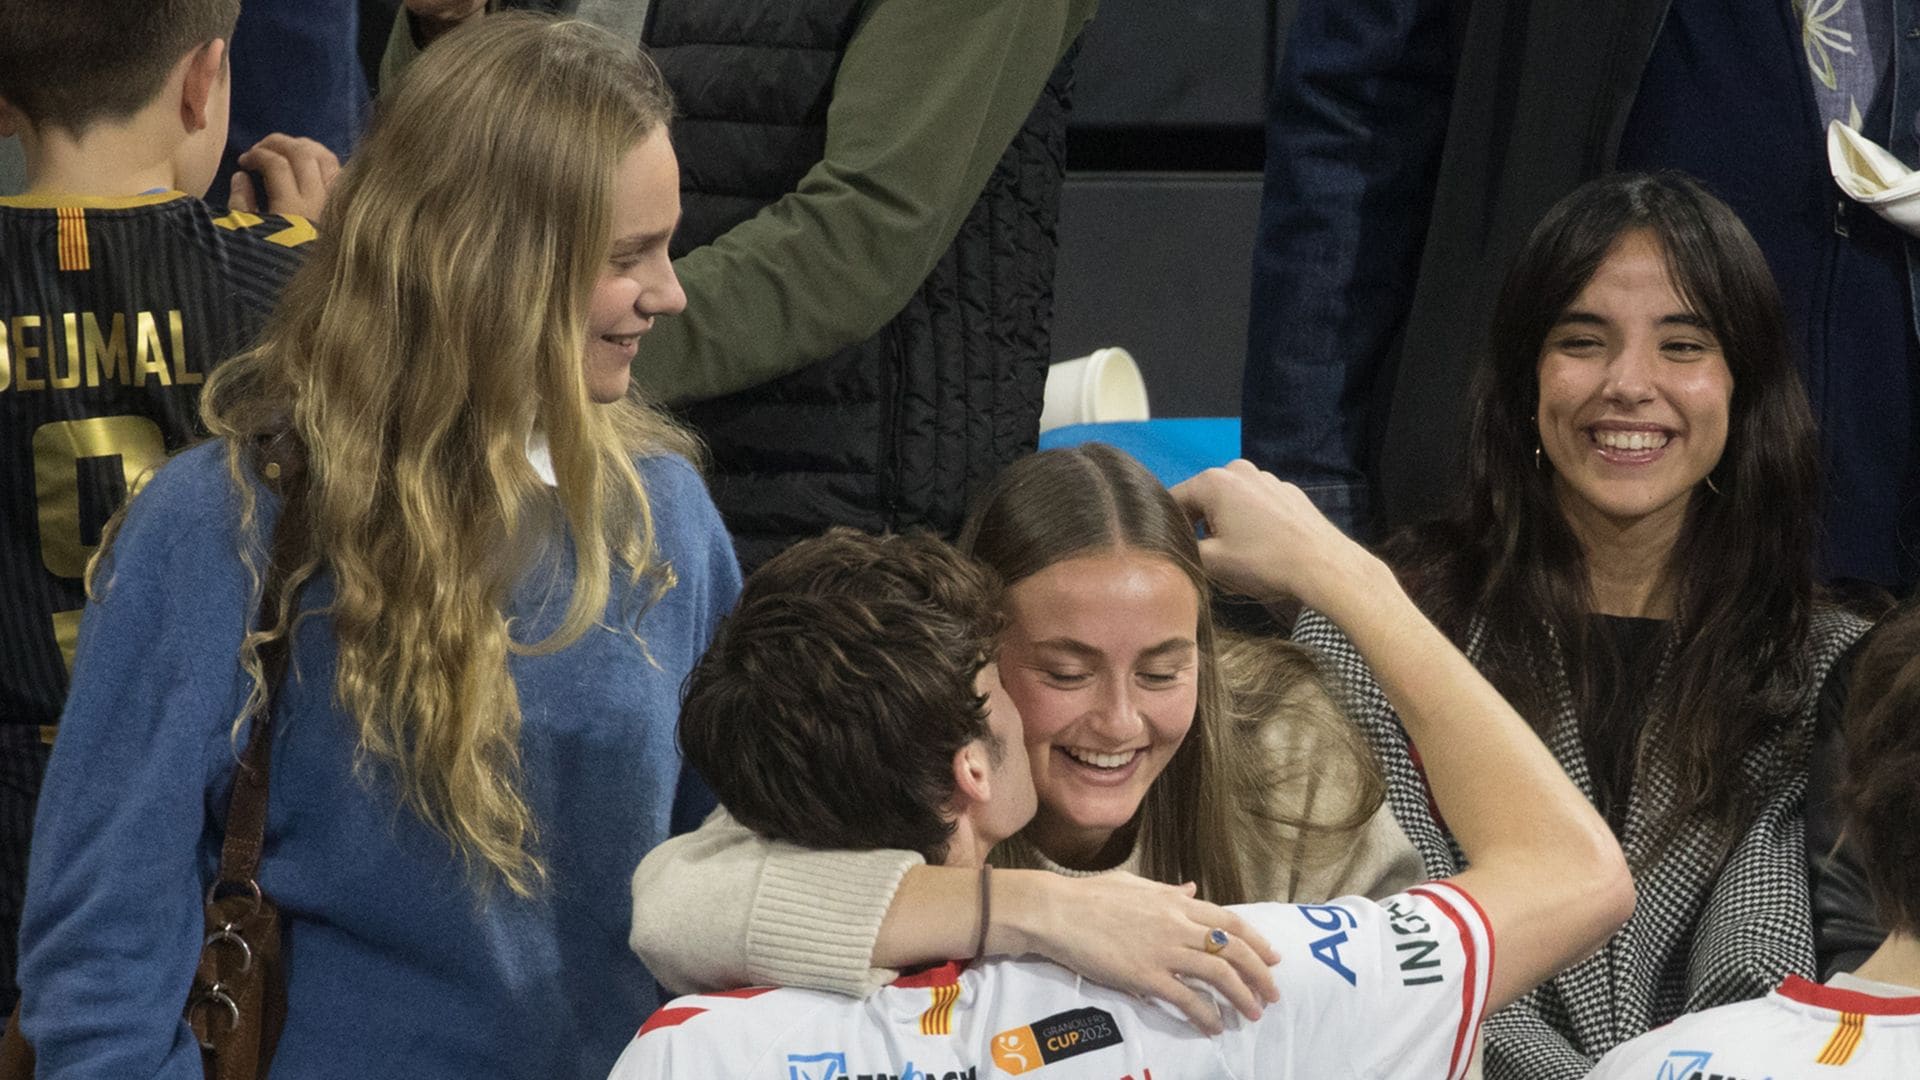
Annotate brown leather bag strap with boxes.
[214,437,308,892]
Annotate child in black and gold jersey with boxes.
[0,0,337,1012]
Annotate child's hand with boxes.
[230,135,341,223]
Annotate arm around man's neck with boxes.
[1315,558,1634,1010]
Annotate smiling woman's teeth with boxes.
[1063,748,1134,769]
[1593,430,1669,451]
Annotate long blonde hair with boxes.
[959,445,1381,904]
[197,14,694,897]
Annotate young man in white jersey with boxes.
[1588,604,1920,1080]
[614,465,1635,1079]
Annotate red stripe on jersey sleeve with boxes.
[891,960,970,988]
[1778,974,1920,1016]
[1427,879,1496,991]
[1444,882,1495,1075]
[1443,883,1495,1080]
[637,1006,707,1039]
[1408,883,1493,1080]
[702,986,779,1000]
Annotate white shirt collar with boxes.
[526,430,557,487]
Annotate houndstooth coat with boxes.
[1294,606,1869,1080]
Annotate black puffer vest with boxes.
[646,0,1075,569]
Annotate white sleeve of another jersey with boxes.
[1582,1015,1722,1080]
[1229,880,1494,1080]
[607,1025,667,1080]
[608,999,731,1080]
[1584,1038,1646,1079]
[605,989,796,1079]
[607,1013,678,1080]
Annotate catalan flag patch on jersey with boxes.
[1817,1011,1866,1066]
[919,983,961,1036]
[55,207,88,271]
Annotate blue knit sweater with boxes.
[18,441,740,1079]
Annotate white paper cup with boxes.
[1039,347,1151,433]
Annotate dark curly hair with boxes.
[677,528,1005,864]
[1840,603,1920,935]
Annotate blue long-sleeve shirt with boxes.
[18,441,740,1080]
[214,0,368,207]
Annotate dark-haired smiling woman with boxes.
[1293,171,1871,1079]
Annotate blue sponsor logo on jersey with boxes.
[789,1052,849,1080]
[1654,1050,1711,1080]
[1297,904,1361,987]
[785,1052,975,1080]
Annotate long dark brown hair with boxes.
[961,444,1380,903]
[1388,171,1820,845]
[1840,602,1920,936]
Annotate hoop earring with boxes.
[1705,474,1722,495]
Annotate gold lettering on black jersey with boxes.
[51,609,81,674]
[32,415,167,579]
[84,312,128,386]
[168,310,200,385]
[0,309,194,392]
[50,313,84,389]
[13,315,45,390]
[132,310,170,387]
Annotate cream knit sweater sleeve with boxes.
[629,809,924,996]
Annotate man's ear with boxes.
[951,740,993,809]
[179,39,227,133]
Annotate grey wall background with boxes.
[1054,175,1261,419]
[0,137,22,196]
[1055,0,1293,418]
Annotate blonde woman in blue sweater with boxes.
[15,16,739,1079]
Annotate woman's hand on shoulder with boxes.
[988,869,1280,1034]
[1170,460,1384,618]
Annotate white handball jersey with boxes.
[610,881,1492,1080]
[1587,974,1920,1079]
